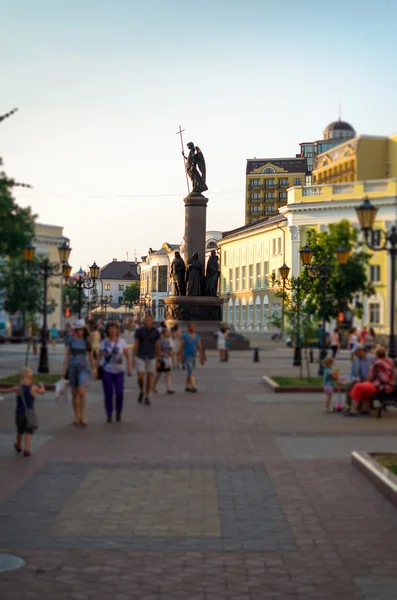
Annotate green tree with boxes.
[0,256,42,329]
[123,281,140,304]
[62,284,86,316]
[301,220,374,321]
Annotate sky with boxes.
[1,0,397,272]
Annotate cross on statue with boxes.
[176,125,190,194]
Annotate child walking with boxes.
[323,357,338,413]
[5,367,45,456]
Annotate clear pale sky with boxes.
[1,0,397,271]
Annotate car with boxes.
[0,319,12,343]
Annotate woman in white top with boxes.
[97,322,132,423]
[348,327,358,351]
[170,325,182,369]
[330,328,340,358]
[216,327,228,362]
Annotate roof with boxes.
[323,120,355,133]
[246,158,307,175]
[99,260,139,280]
[221,214,287,240]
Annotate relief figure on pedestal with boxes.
[170,251,186,296]
[205,250,220,296]
[186,252,204,296]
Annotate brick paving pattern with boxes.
[1,345,397,598]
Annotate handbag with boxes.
[20,386,38,431]
[97,341,118,379]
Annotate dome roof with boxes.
[323,120,355,140]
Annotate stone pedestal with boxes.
[164,296,223,349]
[184,192,208,264]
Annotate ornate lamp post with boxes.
[356,196,397,358]
[100,295,113,319]
[23,241,71,373]
[63,263,100,319]
[279,243,349,373]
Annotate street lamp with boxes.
[64,262,100,318]
[100,295,113,319]
[356,196,397,358]
[23,240,71,373]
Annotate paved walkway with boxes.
[1,348,397,599]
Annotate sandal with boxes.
[14,443,22,454]
[80,420,88,428]
[72,420,80,427]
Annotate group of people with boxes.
[323,338,395,415]
[329,325,377,358]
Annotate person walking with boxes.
[364,327,376,352]
[62,319,96,427]
[215,327,228,362]
[49,322,59,350]
[180,323,205,393]
[98,322,132,423]
[89,322,101,360]
[330,328,340,359]
[133,314,161,405]
[171,325,182,369]
[152,329,175,394]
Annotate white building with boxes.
[98,259,139,305]
[140,244,179,321]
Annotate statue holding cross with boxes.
[176,126,208,195]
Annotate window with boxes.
[278,237,282,255]
[256,263,261,288]
[293,178,302,185]
[250,179,261,187]
[105,283,110,291]
[265,206,275,213]
[264,179,275,188]
[250,193,260,201]
[224,251,227,267]
[279,192,287,200]
[369,303,380,324]
[229,268,233,292]
[158,265,168,292]
[264,261,269,275]
[118,284,124,291]
[118,296,123,304]
[279,178,289,187]
[272,239,276,255]
[242,266,246,289]
[249,265,253,287]
[250,205,260,214]
[370,265,381,283]
[265,192,275,200]
[222,278,226,293]
[235,267,240,290]
[151,266,158,292]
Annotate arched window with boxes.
[228,298,233,324]
[255,296,261,326]
[248,297,254,326]
[234,298,240,325]
[241,298,247,327]
[263,295,269,331]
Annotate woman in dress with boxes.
[62,319,96,427]
[97,322,131,423]
[330,328,340,359]
[364,327,376,352]
[348,327,358,351]
[153,329,175,394]
[216,327,228,362]
[171,325,182,369]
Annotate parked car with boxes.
[0,319,12,343]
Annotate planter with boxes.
[352,451,397,508]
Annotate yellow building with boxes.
[313,134,397,184]
[283,179,397,335]
[245,158,306,225]
[218,215,292,330]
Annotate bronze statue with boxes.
[170,251,186,296]
[182,142,208,194]
[186,252,204,296]
[205,250,220,296]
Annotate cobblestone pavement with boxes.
[1,347,397,599]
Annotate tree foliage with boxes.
[123,281,140,304]
[301,220,373,321]
[0,256,42,325]
[62,284,86,315]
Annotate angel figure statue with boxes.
[182,142,208,194]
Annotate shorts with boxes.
[136,357,156,374]
[185,356,196,377]
[15,413,34,435]
[324,384,333,394]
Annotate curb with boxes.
[262,375,323,394]
[351,451,397,508]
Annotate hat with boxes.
[74,319,86,329]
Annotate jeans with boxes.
[102,370,124,416]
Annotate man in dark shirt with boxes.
[133,314,161,405]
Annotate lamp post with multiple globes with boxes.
[63,264,100,319]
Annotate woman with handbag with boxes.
[4,367,45,457]
[62,319,96,427]
[97,322,132,423]
[152,329,175,394]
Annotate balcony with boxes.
[264,182,275,190]
[248,183,262,190]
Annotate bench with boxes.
[373,388,397,418]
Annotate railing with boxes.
[302,187,323,196]
[364,181,390,192]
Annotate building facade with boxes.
[312,134,397,185]
[140,244,179,321]
[298,119,356,184]
[218,215,290,330]
[282,178,397,335]
[245,158,307,225]
[98,259,139,306]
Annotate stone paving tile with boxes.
[0,433,53,456]
[355,576,397,599]
[274,434,397,459]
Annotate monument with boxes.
[164,135,223,338]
